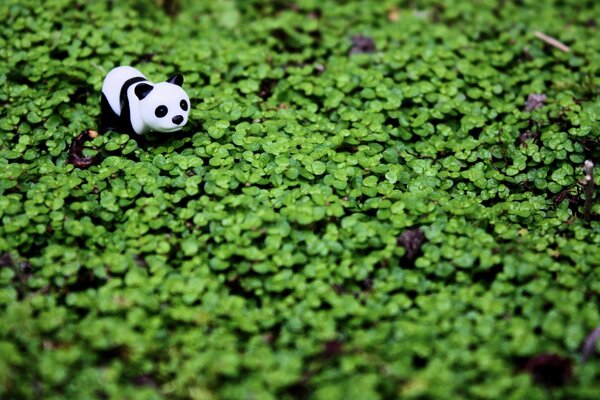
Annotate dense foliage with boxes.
[1,0,599,398]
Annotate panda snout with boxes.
[172,115,184,125]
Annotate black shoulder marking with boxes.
[120,77,147,111]
[119,95,136,135]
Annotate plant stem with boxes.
[583,160,594,221]
[533,31,570,53]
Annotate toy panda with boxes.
[100,66,190,136]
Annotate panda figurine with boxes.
[100,66,190,136]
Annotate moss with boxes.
[1,0,600,398]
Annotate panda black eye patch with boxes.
[180,100,188,111]
[155,105,168,118]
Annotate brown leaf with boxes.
[258,78,278,100]
[518,130,539,146]
[521,353,573,387]
[321,339,344,358]
[350,35,376,55]
[133,374,158,388]
[314,63,326,75]
[68,130,101,169]
[524,93,547,112]
[397,228,426,261]
[0,253,12,267]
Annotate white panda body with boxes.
[100,66,190,136]
[101,66,146,118]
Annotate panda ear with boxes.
[166,74,184,87]
[135,83,154,100]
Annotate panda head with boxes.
[134,74,190,133]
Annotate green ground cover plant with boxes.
[1,0,599,398]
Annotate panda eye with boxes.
[155,105,168,118]
[180,100,188,111]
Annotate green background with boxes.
[1,0,599,398]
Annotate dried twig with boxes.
[582,325,600,362]
[533,31,570,53]
[583,160,595,221]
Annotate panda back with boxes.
[102,66,148,116]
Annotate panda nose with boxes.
[172,115,184,125]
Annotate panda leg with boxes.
[99,93,121,134]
